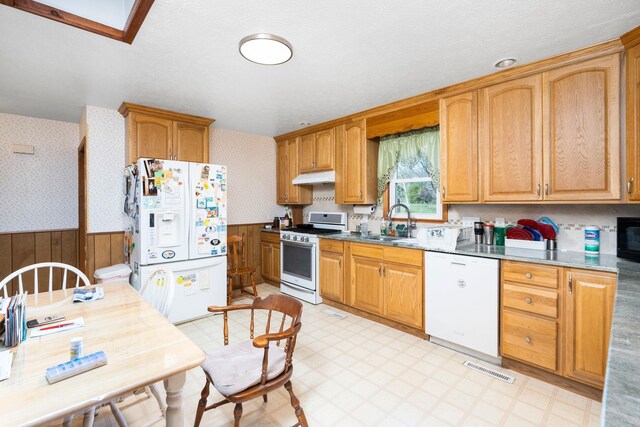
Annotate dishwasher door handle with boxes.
[450,262,466,266]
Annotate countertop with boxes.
[316,233,639,426]
[260,227,281,234]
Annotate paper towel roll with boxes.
[353,205,376,215]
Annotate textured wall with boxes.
[209,127,281,224]
[85,106,126,233]
[0,113,79,232]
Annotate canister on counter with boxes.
[585,226,600,255]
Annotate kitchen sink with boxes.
[364,236,418,244]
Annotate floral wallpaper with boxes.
[0,113,79,232]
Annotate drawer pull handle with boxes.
[525,297,532,304]
[524,336,532,344]
[525,272,532,279]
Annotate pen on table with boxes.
[40,322,75,331]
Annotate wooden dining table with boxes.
[0,282,205,426]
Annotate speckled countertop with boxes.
[317,233,639,426]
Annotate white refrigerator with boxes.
[124,158,228,323]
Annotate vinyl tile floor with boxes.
[68,284,601,427]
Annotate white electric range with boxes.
[280,212,348,304]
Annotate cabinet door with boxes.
[627,44,640,202]
[350,256,384,315]
[131,113,172,161]
[343,121,365,203]
[287,137,313,204]
[272,244,280,281]
[440,92,479,202]
[543,54,621,200]
[315,128,335,171]
[481,75,543,201]
[383,262,423,328]
[173,122,209,162]
[261,242,273,281]
[319,251,343,302]
[276,141,288,204]
[564,269,616,387]
[299,133,316,173]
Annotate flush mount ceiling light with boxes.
[239,33,293,65]
[494,58,517,69]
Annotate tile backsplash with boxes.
[300,184,640,255]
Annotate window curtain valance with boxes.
[376,125,440,204]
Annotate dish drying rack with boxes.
[416,225,472,251]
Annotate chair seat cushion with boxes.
[201,340,286,396]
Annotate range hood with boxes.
[292,171,336,185]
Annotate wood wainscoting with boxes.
[0,229,78,294]
[84,231,125,282]
[1,223,272,292]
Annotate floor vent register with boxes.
[463,361,515,384]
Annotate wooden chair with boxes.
[194,294,308,427]
[0,262,91,297]
[105,268,176,427]
[227,234,258,304]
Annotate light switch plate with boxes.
[13,144,35,154]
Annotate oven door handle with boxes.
[281,240,315,249]
[282,281,315,293]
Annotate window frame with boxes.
[384,171,447,223]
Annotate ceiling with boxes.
[0,1,639,137]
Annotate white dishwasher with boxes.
[425,252,500,361]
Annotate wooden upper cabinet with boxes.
[440,91,479,202]
[314,128,335,171]
[119,102,214,164]
[336,120,378,204]
[542,54,621,201]
[287,138,312,205]
[299,129,335,173]
[626,44,640,202]
[173,121,209,163]
[480,75,543,201]
[564,269,616,388]
[299,133,316,173]
[276,140,289,204]
[128,113,173,161]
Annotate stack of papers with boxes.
[73,287,104,303]
[0,351,12,381]
[0,293,28,347]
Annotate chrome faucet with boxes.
[387,203,416,237]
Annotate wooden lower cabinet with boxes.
[384,262,423,328]
[345,243,424,330]
[260,232,280,283]
[501,260,616,391]
[351,256,385,315]
[319,250,344,303]
[564,269,616,388]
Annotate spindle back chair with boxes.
[195,294,307,427]
[0,262,90,297]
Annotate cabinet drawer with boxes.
[503,283,558,318]
[502,261,559,289]
[351,243,384,260]
[319,239,344,254]
[383,246,423,267]
[261,232,280,244]
[502,310,557,371]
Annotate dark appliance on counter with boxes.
[617,217,640,262]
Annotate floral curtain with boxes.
[376,125,440,204]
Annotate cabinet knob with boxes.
[525,297,532,304]
[628,178,634,195]
[545,183,549,197]
[524,336,532,344]
[537,184,541,197]
[525,272,532,279]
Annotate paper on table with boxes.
[0,350,12,381]
[30,317,84,338]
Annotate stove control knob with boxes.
[283,235,289,240]
[303,237,309,242]
[293,236,298,241]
